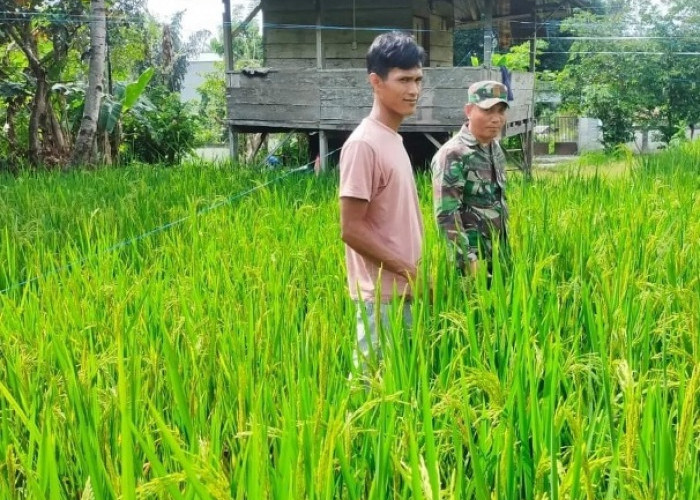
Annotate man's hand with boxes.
[409,270,434,304]
[341,197,419,280]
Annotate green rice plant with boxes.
[0,142,698,498]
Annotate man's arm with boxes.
[340,196,417,281]
[432,155,480,272]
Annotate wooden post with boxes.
[222,0,233,73]
[529,10,537,74]
[316,2,323,69]
[523,109,533,177]
[483,4,493,69]
[222,0,238,163]
[316,0,327,172]
[229,126,238,165]
[525,11,537,177]
[318,130,328,174]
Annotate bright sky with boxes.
[146,0,249,39]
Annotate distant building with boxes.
[180,52,223,102]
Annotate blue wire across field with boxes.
[0,147,341,296]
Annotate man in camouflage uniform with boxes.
[431,80,509,276]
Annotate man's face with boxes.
[466,102,507,143]
[370,67,424,119]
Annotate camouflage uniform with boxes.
[431,81,510,270]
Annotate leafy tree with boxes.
[209,18,262,68]
[0,0,88,165]
[643,0,700,141]
[453,27,486,67]
[108,10,216,163]
[196,63,227,144]
[491,40,549,72]
[557,9,664,150]
[538,20,575,72]
[558,1,699,149]
[0,0,157,168]
[0,67,32,171]
[107,0,153,83]
[149,11,213,93]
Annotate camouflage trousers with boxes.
[353,299,412,375]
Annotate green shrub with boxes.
[121,86,199,165]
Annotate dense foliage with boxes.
[121,86,199,164]
[0,0,261,168]
[558,1,700,149]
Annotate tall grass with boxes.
[0,143,698,499]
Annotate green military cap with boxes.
[467,80,509,109]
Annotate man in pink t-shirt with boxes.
[339,31,425,374]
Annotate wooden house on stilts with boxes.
[221,0,589,170]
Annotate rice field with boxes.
[0,143,698,499]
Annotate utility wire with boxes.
[1,10,699,32]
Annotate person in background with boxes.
[431,80,510,279]
[339,31,425,375]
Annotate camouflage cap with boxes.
[467,80,509,109]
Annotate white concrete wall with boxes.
[180,54,222,102]
[578,118,696,153]
[577,118,604,153]
[192,145,229,162]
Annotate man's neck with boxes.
[369,105,402,132]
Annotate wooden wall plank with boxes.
[264,10,412,27]
[264,0,415,13]
[228,67,534,136]
[261,1,457,67]
[229,105,320,123]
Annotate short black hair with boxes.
[366,31,425,79]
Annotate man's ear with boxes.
[369,72,383,90]
[464,103,471,119]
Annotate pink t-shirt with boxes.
[339,117,424,302]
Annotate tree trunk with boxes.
[28,75,48,166]
[161,25,174,90]
[109,121,122,165]
[70,0,107,168]
[2,100,20,173]
[101,130,112,166]
[47,104,68,157]
[6,99,20,156]
[55,92,72,146]
[10,24,55,166]
[247,132,268,164]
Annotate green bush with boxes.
[121,86,199,165]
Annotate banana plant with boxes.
[98,67,155,135]
[52,67,155,137]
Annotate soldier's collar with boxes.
[459,124,482,148]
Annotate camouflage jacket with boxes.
[431,125,509,266]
